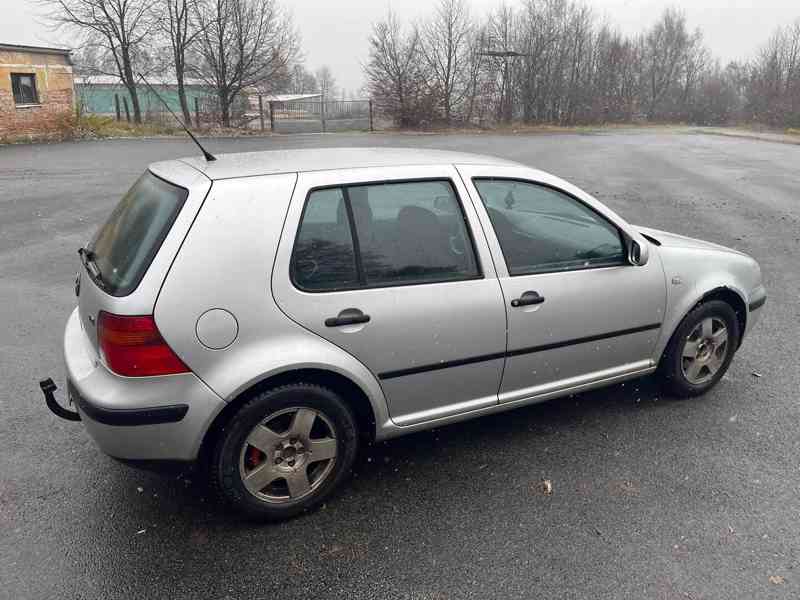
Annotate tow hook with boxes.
[39,378,81,422]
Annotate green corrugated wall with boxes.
[76,83,215,116]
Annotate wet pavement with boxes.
[1,130,798,599]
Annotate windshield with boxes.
[87,171,188,297]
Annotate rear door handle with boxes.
[325,308,371,327]
[511,291,545,307]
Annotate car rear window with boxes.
[88,171,188,296]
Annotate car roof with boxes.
[160,147,520,181]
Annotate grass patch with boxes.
[383,122,689,136]
[0,113,183,145]
[0,112,281,145]
[68,114,183,139]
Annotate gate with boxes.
[268,99,373,133]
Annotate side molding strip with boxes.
[378,322,662,380]
[505,323,662,358]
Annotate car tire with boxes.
[210,383,358,520]
[659,300,740,398]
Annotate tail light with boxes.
[97,312,189,377]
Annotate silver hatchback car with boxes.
[42,148,766,519]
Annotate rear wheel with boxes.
[211,383,358,520]
[660,300,740,397]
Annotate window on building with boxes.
[11,73,39,105]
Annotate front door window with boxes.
[473,178,625,275]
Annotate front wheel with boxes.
[211,383,359,520]
[659,300,740,397]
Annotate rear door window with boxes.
[291,188,359,291]
[291,180,480,291]
[348,180,479,286]
[88,171,188,296]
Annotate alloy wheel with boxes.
[238,407,338,503]
[681,317,729,385]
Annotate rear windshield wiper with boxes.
[78,247,103,284]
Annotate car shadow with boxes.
[57,373,700,594]
[99,373,675,523]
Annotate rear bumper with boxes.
[68,380,188,426]
[63,307,225,461]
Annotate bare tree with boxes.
[462,29,485,124]
[745,19,800,127]
[161,0,203,125]
[315,65,336,99]
[289,64,316,94]
[43,0,160,123]
[643,7,691,119]
[194,0,297,127]
[365,0,799,130]
[364,11,428,127]
[421,0,473,123]
[675,29,709,120]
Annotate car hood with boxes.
[636,226,747,256]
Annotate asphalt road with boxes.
[1,130,798,600]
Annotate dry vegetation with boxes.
[15,0,800,140]
[365,0,800,130]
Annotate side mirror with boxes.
[628,238,649,266]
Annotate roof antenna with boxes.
[137,73,216,162]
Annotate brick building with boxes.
[0,43,74,136]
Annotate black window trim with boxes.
[84,169,190,297]
[11,72,40,105]
[472,176,629,277]
[341,186,367,286]
[290,177,485,294]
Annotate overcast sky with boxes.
[1,0,798,94]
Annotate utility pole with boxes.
[478,48,526,124]
[320,94,326,133]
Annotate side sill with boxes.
[498,359,654,404]
[392,394,498,427]
[376,361,656,441]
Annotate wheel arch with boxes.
[695,286,747,344]
[198,367,378,466]
[656,284,748,366]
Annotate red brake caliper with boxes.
[246,446,265,468]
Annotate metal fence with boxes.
[268,99,373,133]
[91,90,374,134]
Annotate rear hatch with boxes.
[76,163,211,359]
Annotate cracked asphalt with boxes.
[1,130,798,599]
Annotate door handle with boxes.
[325,308,371,327]
[511,291,545,307]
